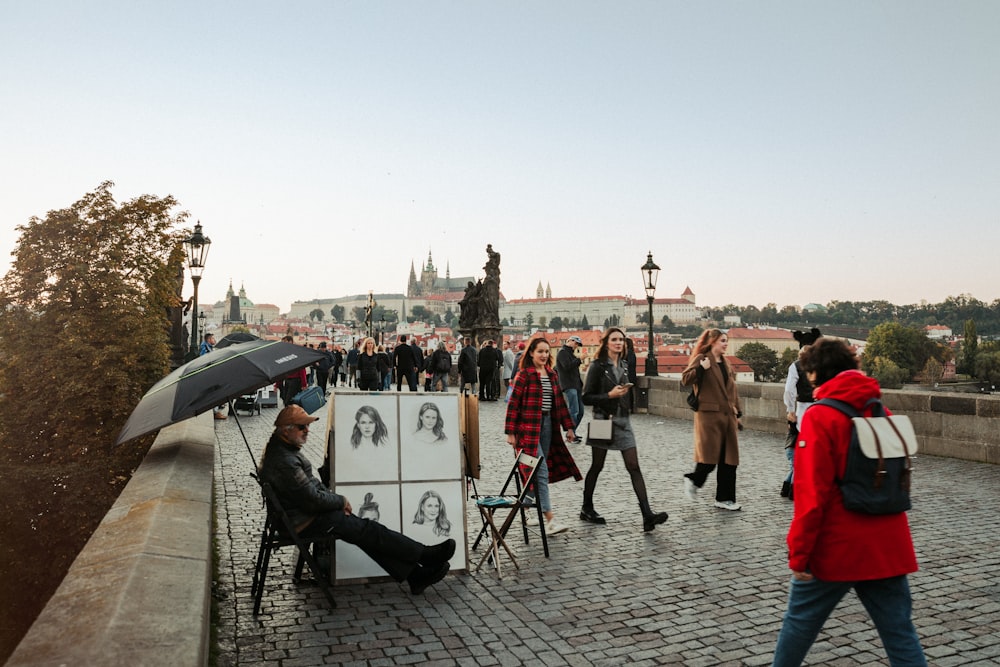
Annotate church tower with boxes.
[408,260,419,297]
[545,282,552,299]
[420,249,438,293]
[536,281,544,298]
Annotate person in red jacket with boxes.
[771,338,925,667]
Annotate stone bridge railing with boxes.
[640,376,1000,464]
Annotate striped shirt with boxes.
[539,374,553,413]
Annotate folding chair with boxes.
[473,450,547,578]
[250,477,337,614]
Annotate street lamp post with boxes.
[198,312,207,346]
[641,251,660,376]
[184,222,211,360]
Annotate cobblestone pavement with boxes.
[213,389,1000,666]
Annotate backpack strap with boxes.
[811,397,859,418]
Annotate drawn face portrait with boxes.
[420,494,440,522]
[420,405,439,431]
[351,405,389,447]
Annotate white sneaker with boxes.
[525,515,540,527]
[684,477,699,501]
[714,500,742,511]
[545,520,569,535]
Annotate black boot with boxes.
[639,500,668,532]
[580,506,607,524]
[780,481,791,498]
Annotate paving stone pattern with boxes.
[213,390,1000,666]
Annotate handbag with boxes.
[686,387,699,411]
[586,418,613,444]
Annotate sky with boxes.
[2,2,999,314]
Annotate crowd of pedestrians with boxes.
[254,328,925,666]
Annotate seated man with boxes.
[258,405,454,594]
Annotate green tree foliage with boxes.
[580,314,589,329]
[309,308,325,322]
[525,312,534,328]
[409,305,431,323]
[779,347,799,372]
[330,304,345,322]
[974,351,1000,386]
[0,181,187,462]
[868,357,907,389]
[861,322,945,381]
[737,342,779,381]
[549,316,564,330]
[959,319,978,376]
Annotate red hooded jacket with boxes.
[787,369,918,580]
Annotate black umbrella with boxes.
[116,340,325,451]
[215,331,260,348]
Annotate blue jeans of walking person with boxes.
[771,574,926,667]
[562,388,584,428]
[534,415,553,512]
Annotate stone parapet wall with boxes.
[8,414,215,667]
[640,376,1000,464]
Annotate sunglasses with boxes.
[293,424,309,432]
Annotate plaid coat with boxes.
[505,365,582,484]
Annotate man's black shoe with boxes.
[408,561,450,595]
[579,508,607,524]
[419,538,456,567]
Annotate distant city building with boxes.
[501,286,701,329]
[407,250,473,298]
[925,325,953,340]
[726,327,796,356]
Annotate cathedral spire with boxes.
[536,281,543,298]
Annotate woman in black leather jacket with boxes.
[581,327,668,532]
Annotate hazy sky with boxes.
[3,2,998,313]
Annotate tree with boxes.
[549,316,564,330]
[974,351,1000,387]
[660,315,674,328]
[637,311,649,325]
[580,314,589,329]
[0,181,186,462]
[868,357,907,389]
[409,305,431,323]
[538,316,547,328]
[352,306,367,323]
[861,322,942,381]
[737,342,779,382]
[779,347,799,373]
[959,319,978,376]
[525,312,534,329]
[309,308,325,322]
[330,304,345,322]
[921,358,945,386]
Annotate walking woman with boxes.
[504,336,582,535]
[581,327,668,532]
[681,329,744,510]
[356,337,381,391]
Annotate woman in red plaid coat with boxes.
[505,337,582,535]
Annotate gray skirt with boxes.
[587,414,637,451]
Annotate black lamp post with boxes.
[641,251,660,376]
[183,222,211,360]
[198,312,207,346]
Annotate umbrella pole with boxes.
[229,399,258,469]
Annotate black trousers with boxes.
[299,512,424,582]
[686,436,738,502]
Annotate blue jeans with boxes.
[535,415,553,512]
[563,388,584,427]
[784,447,795,484]
[772,574,925,667]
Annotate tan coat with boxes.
[681,353,742,466]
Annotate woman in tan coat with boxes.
[681,329,744,510]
